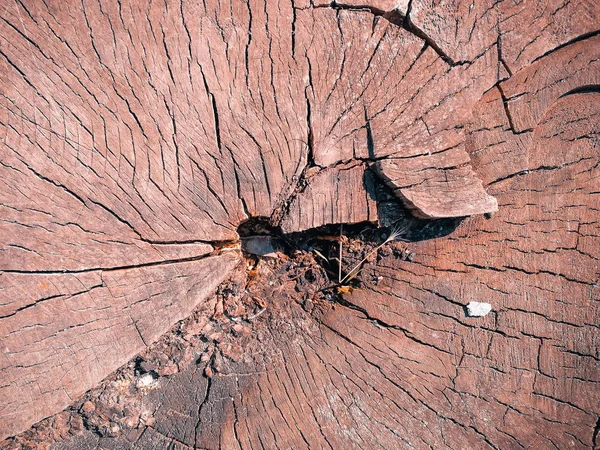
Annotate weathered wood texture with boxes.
[0,0,599,446]
[0,254,239,441]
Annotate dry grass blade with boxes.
[339,224,343,283]
[313,249,329,262]
[339,222,407,285]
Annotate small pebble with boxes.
[466,302,492,317]
[136,373,158,390]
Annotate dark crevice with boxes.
[401,1,457,66]
[531,29,600,64]
[324,1,394,22]
[224,144,252,219]
[593,416,600,449]
[237,217,282,238]
[194,376,213,447]
[291,0,297,58]
[559,84,600,98]
[268,55,317,228]
[316,0,463,66]
[330,294,455,355]
[198,63,223,152]
[496,83,532,135]
[237,201,460,295]
[496,33,513,78]
[0,283,104,319]
[209,94,222,150]
[364,106,375,160]
[0,250,224,275]
[486,157,595,187]
[365,164,463,237]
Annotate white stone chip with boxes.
[136,373,158,390]
[466,302,492,317]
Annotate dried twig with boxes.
[247,308,266,321]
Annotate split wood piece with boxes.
[280,162,378,233]
[298,9,498,218]
[0,252,239,440]
[375,144,498,218]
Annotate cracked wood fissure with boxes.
[1,0,599,448]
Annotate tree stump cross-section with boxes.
[0,0,599,448]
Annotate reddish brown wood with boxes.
[0,0,599,448]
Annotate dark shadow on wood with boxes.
[363,167,463,242]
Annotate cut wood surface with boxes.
[0,0,598,448]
